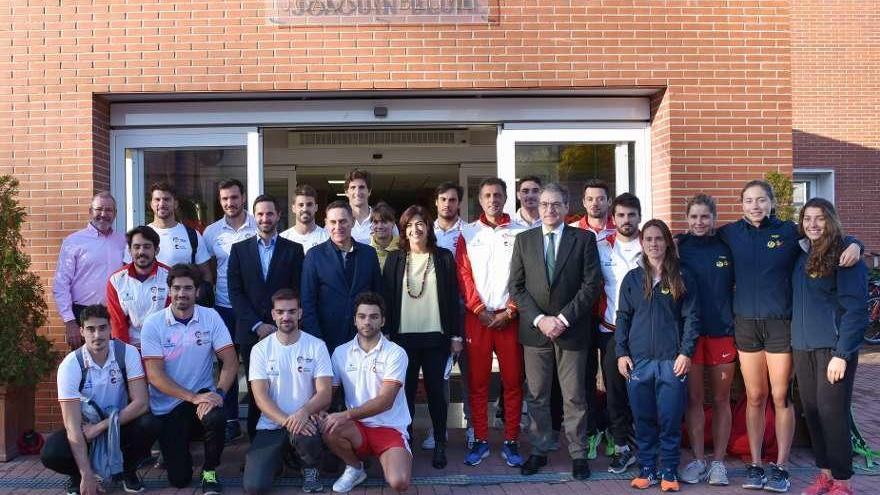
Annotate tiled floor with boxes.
[3,349,880,494]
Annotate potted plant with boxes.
[0,175,57,461]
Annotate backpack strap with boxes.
[113,339,128,386]
[75,348,88,393]
[185,225,198,264]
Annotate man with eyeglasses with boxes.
[53,192,127,349]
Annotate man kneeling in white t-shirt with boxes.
[321,292,412,493]
[243,289,333,494]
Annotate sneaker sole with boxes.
[464,450,490,466]
[742,483,766,490]
[762,484,791,493]
[122,484,145,494]
[332,471,366,493]
[708,480,730,486]
[303,485,325,493]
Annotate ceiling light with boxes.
[327,180,345,184]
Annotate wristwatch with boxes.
[216,388,226,399]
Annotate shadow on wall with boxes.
[792,130,880,251]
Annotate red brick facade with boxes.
[3,1,797,429]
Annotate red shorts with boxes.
[692,336,737,366]
[353,421,410,459]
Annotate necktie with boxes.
[546,231,556,284]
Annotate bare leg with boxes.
[709,363,735,461]
[766,352,794,465]
[685,363,706,460]
[378,447,412,492]
[322,421,364,468]
[738,350,769,465]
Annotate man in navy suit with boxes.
[301,200,382,353]
[228,194,305,438]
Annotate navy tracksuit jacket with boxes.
[676,233,735,337]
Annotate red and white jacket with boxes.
[569,215,616,244]
[106,262,171,346]
[596,232,642,331]
[455,213,527,315]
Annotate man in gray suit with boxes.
[509,182,603,479]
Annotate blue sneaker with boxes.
[741,464,767,490]
[631,466,659,489]
[464,440,490,466]
[501,441,524,467]
[763,463,791,493]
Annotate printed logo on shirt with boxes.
[109,368,119,385]
[121,290,135,303]
[296,355,314,374]
[172,236,189,250]
[660,287,671,295]
[150,286,167,302]
[267,359,280,376]
[346,362,358,373]
[194,329,211,346]
[715,256,730,268]
[766,234,784,249]
[372,361,386,374]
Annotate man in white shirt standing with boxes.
[512,175,543,229]
[243,289,333,494]
[596,192,643,475]
[344,169,397,245]
[146,182,213,286]
[280,184,330,254]
[203,178,258,442]
[322,292,412,493]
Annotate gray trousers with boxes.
[523,344,588,458]
[242,428,323,494]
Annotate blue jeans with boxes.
[626,358,687,472]
[214,305,240,422]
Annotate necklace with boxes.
[405,252,433,299]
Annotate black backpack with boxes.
[76,339,128,393]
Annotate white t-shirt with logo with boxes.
[203,215,258,308]
[249,331,333,431]
[331,335,410,435]
[597,236,642,330]
[147,222,212,267]
[140,306,234,415]
[280,225,330,254]
[57,342,145,412]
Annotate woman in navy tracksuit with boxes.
[717,180,862,492]
[616,219,700,493]
[792,198,867,495]
[676,194,736,487]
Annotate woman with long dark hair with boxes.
[382,205,463,470]
[615,219,700,492]
[793,198,867,495]
[718,180,862,492]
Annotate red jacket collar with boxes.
[479,213,512,228]
[126,261,165,278]
[577,214,615,233]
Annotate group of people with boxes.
[44,168,869,495]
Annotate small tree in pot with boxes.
[0,175,58,460]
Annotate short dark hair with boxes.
[518,175,543,189]
[293,184,318,200]
[79,304,110,327]
[167,263,203,288]
[126,225,160,249]
[478,177,507,196]
[217,179,244,195]
[611,192,642,216]
[399,205,438,253]
[325,199,353,218]
[354,291,386,317]
[271,288,301,306]
[582,179,611,199]
[252,194,279,212]
[541,182,570,205]
[434,181,463,202]
[370,202,397,224]
[345,168,372,190]
[149,181,176,199]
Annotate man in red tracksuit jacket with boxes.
[455,177,528,468]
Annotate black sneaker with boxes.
[741,463,767,490]
[764,463,791,493]
[608,446,636,474]
[201,470,222,495]
[225,420,242,443]
[66,477,81,495]
[122,471,145,493]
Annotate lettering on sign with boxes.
[268,0,490,25]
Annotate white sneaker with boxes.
[421,429,448,450]
[332,464,366,493]
[680,459,708,484]
[465,427,475,449]
[707,460,729,486]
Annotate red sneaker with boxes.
[800,473,833,495]
[826,480,854,495]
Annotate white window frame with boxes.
[110,127,260,231]
[793,168,835,204]
[496,122,652,219]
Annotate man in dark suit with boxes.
[301,200,382,353]
[509,182,603,479]
[228,194,304,438]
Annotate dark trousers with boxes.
[584,325,607,435]
[794,348,857,480]
[398,339,450,443]
[243,428,324,494]
[241,341,260,439]
[598,331,633,445]
[41,413,162,483]
[157,397,226,488]
[627,359,687,471]
[214,305,241,423]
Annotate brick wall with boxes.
[792,0,880,251]
[1,0,792,429]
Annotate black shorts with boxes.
[734,317,791,353]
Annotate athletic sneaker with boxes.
[826,481,854,495]
[630,466,659,489]
[331,464,367,493]
[680,459,707,484]
[742,464,767,490]
[800,473,833,495]
[464,440,490,466]
[224,420,242,443]
[585,432,602,460]
[501,441,524,467]
[420,428,448,450]
[201,470,222,495]
[301,467,323,493]
[707,460,730,486]
[660,468,681,492]
[464,427,475,449]
[607,445,636,474]
[65,477,81,495]
[121,472,145,493]
[765,464,791,493]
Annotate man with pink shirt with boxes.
[53,192,126,349]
